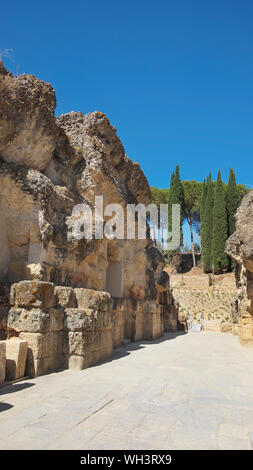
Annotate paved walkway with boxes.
[1,331,253,450]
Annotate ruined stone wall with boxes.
[226,191,253,347]
[0,280,174,378]
[0,62,178,378]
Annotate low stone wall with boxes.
[0,280,176,378]
[112,298,164,346]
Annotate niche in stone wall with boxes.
[106,261,124,298]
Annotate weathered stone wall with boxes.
[0,62,178,378]
[226,191,253,347]
[0,280,174,377]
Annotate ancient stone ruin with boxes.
[226,191,253,347]
[0,62,178,381]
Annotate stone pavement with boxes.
[0,331,253,450]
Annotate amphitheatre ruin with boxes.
[0,61,253,450]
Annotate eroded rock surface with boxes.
[226,191,253,346]
[0,62,178,377]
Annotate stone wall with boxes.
[0,62,178,378]
[226,191,253,347]
[0,280,176,378]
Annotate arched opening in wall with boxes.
[105,261,124,298]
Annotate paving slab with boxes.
[0,331,253,450]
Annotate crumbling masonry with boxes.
[0,62,178,380]
[226,190,253,347]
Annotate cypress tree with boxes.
[200,179,207,235]
[226,168,238,237]
[200,178,207,260]
[211,170,229,273]
[202,173,214,272]
[168,165,184,258]
[226,168,238,270]
[167,171,175,232]
[173,165,184,247]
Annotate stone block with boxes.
[4,338,28,380]
[66,331,87,356]
[64,308,94,331]
[68,355,87,370]
[54,286,77,308]
[25,355,64,377]
[74,288,111,311]
[19,332,63,377]
[49,308,64,332]
[10,281,56,309]
[112,310,125,348]
[220,322,233,333]
[20,331,63,359]
[0,341,6,384]
[8,308,50,333]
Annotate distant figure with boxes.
[200,314,205,332]
[186,314,192,331]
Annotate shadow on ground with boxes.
[0,402,13,413]
[94,331,188,365]
[0,382,35,396]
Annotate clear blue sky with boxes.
[1,0,253,194]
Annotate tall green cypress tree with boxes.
[167,171,175,232]
[212,170,229,273]
[200,179,207,234]
[226,168,238,271]
[200,178,207,261]
[168,165,184,258]
[226,168,238,237]
[173,165,184,247]
[202,173,214,272]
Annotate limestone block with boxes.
[54,286,77,308]
[64,308,94,331]
[143,301,157,314]
[74,288,111,311]
[0,341,6,383]
[8,308,50,333]
[86,344,113,367]
[89,328,113,351]
[19,332,63,377]
[238,313,253,346]
[66,331,87,356]
[124,311,136,341]
[220,322,233,333]
[5,338,28,380]
[68,355,86,370]
[112,310,125,348]
[25,355,64,377]
[19,332,63,360]
[49,308,64,332]
[135,311,145,341]
[10,281,56,309]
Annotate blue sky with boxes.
[1,1,253,243]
